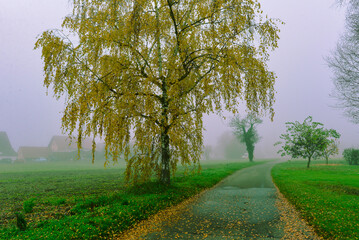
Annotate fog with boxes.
[203,0,359,158]
[1,0,358,158]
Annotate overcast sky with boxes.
[0,0,358,158]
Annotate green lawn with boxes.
[0,160,262,239]
[272,160,359,239]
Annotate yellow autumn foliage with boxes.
[35,0,281,184]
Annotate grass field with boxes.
[0,159,263,239]
[272,160,359,239]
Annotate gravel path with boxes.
[118,161,320,240]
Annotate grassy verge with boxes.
[0,160,262,239]
[272,160,359,239]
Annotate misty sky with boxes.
[1,0,358,158]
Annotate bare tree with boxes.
[328,1,359,123]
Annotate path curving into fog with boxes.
[119,161,319,240]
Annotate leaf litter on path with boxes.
[115,162,321,239]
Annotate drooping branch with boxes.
[35,0,280,184]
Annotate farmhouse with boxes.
[17,147,49,162]
[47,136,96,161]
[48,136,92,152]
[0,131,17,162]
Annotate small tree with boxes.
[276,116,340,168]
[321,139,340,165]
[230,114,262,162]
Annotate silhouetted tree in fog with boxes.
[230,114,262,162]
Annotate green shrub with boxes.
[343,148,359,165]
[71,194,119,214]
[23,198,36,213]
[15,212,27,231]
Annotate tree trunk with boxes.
[243,129,254,162]
[159,81,170,185]
[156,1,170,185]
[248,148,254,162]
[160,130,171,185]
[246,140,254,162]
[326,156,329,165]
[307,157,311,168]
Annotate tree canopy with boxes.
[230,114,262,162]
[35,0,281,184]
[276,116,340,168]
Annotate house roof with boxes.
[0,131,16,156]
[48,136,93,152]
[18,147,49,159]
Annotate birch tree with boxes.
[35,0,281,184]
